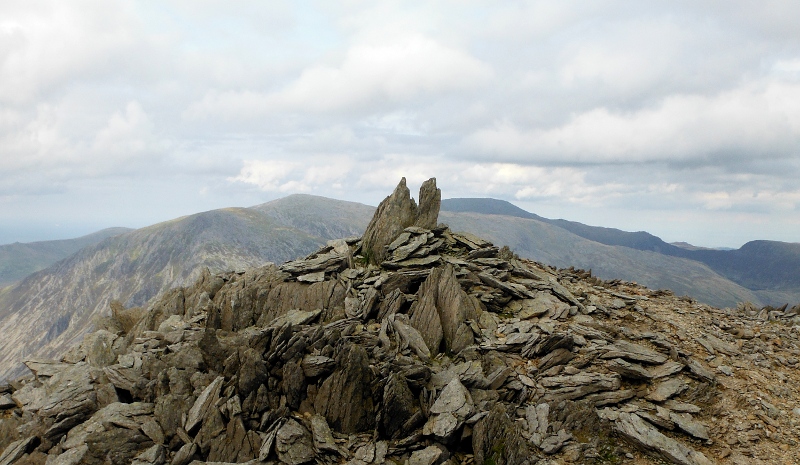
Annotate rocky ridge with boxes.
[1,179,800,465]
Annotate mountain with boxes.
[1,182,798,464]
[251,193,375,239]
[0,208,324,381]
[0,227,131,288]
[0,194,792,381]
[440,212,760,308]
[442,198,800,306]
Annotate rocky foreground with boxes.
[1,179,800,465]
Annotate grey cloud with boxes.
[1,1,799,247]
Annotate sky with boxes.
[1,1,799,248]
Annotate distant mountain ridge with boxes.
[441,197,800,306]
[0,227,131,288]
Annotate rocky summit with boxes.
[1,179,800,465]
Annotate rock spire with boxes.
[361,177,441,263]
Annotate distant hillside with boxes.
[0,227,131,288]
[440,212,760,308]
[0,208,325,381]
[252,194,374,239]
[441,198,542,220]
[442,197,800,306]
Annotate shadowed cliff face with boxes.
[2,200,799,464]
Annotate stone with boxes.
[0,393,15,410]
[131,445,166,465]
[472,404,531,465]
[541,429,572,454]
[381,373,421,439]
[409,446,442,465]
[301,355,335,378]
[390,314,431,360]
[45,445,89,465]
[171,443,197,465]
[648,361,685,379]
[647,378,689,403]
[614,412,712,465]
[669,412,709,440]
[607,358,653,381]
[82,330,120,367]
[314,344,375,433]
[430,377,474,418]
[0,437,37,465]
[601,340,668,364]
[410,264,481,355]
[310,414,342,455]
[540,372,621,402]
[684,358,716,383]
[525,403,549,446]
[185,376,224,433]
[361,177,441,263]
[275,419,315,465]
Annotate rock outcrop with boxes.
[361,177,441,263]
[2,179,800,465]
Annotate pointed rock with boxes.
[362,177,441,263]
[410,264,481,355]
[314,344,375,433]
[184,376,224,433]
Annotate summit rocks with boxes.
[361,177,441,263]
[2,178,800,464]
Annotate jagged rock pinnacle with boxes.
[361,177,441,264]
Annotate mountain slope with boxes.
[0,227,131,288]
[440,212,761,308]
[442,197,800,305]
[251,193,374,239]
[0,208,326,381]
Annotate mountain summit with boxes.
[1,179,799,464]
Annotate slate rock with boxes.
[410,264,480,355]
[185,376,224,433]
[315,344,375,433]
[275,419,315,465]
[409,446,442,465]
[472,404,532,465]
[614,412,712,465]
[362,177,440,263]
[381,373,421,439]
[0,437,37,465]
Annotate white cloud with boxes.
[229,156,354,193]
[466,81,800,164]
[185,34,492,119]
[0,1,140,105]
[92,101,154,156]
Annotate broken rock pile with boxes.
[1,178,800,465]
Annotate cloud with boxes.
[229,156,354,193]
[465,81,800,166]
[0,1,140,105]
[184,34,492,120]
